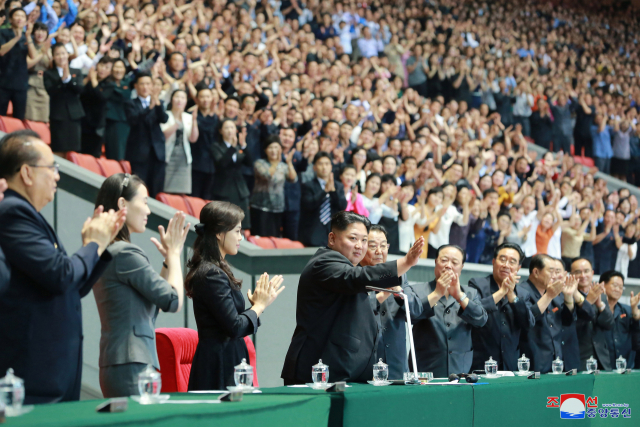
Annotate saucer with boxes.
[305,382,333,390]
[367,380,392,386]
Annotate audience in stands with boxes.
[0,8,33,120]
[25,22,50,123]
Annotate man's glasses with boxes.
[368,244,388,252]
[27,162,59,174]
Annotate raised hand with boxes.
[585,281,605,305]
[563,274,579,298]
[150,211,190,258]
[404,236,424,267]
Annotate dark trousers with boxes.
[574,133,592,158]
[513,116,531,137]
[131,158,165,198]
[192,170,215,200]
[553,133,572,154]
[282,210,300,241]
[81,132,103,158]
[594,157,611,175]
[0,88,27,120]
[410,81,428,99]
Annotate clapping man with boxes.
[469,243,535,372]
[0,130,126,403]
[410,245,488,378]
[519,254,578,373]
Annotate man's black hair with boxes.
[529,254,553,274]
[0,130,42,180]
[493,242,525,264]
[570,257,593,270]
[313,151,331,165]
[369,224,388,239]
[600,270,624,285]
[331,211,371,233]
[435,244,466,262]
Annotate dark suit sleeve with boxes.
[392,275,424,320]
[457,288,488,327]
[124,100,162,127]
[212,143,240,169]
[561,302,577,326]
[577,300,597,322]
[312,255,399,294]
[114,246,179,312]
[331,185,348,211]
[468,277,499,314]
[155,103,169,124]
[512,287,535,331]
[0,245,10,296]
[194,268,258,338]
[0,204,109,296]
[596,298,615,330]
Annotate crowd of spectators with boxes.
[2,0,640,277]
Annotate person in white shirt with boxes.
[361,173,398,225]
[517,194,538,266]
[614,222,638,279]
[398,183,428,254]
[357,26,383,58]
[428,183,469,258]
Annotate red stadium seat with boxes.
[272,238,305,249]
[155,328,199,392]
[155,328,259,392]
[184,196,209,219]
[96,158,125,177]
[23,120,51,145]
[0,116,25,133]
[65,151,103,175]
[120,160,132,174]
[247,235,276,249]
[156,193,191,213]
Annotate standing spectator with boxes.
[340,164,369,217]
[104,59,132,161]
[535,206,562,255]
[298,152,347,247]
[280,126,306,241]
[378,173,403,255]
[406,44,428,98]
[212,119,252,230]
[44,43,84,155]
[93,175,189,398]
[161,90,198,195]
[428,183,469,259]
[80,57,113,157]
[0,9,36,119]
[611,118,633,182]
[591,114,613,175]
[0,130,124,403]
[25,22,50,123]
[190,88,218,200]
[530,99,553,151]
[250,135,297,237]
[593,210,618,275]
[561,213,596,269]
[550,92,573,154]
[573,94,594,158]
[398,183,427,254]
[124,72,168,198]
[512,82,533,137]
[357,26,382,59]
[614,222,638,279]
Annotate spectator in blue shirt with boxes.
[23,0,58,34]
[357,26,383,58]
[590,114,614,174]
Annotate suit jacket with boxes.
[370,274,423,380]
[0,190,112,403]
[519,280,577,373]
[0,244,9,297]
[124,98,169,163]
[410,280,488,378]
[605,302,640,370]
[93,242,179,369]
[576,292,614,370]
[191,112,218,174]
[81,79,114,133]
[469,275,535,371]
[298,178,348,247]
[281,247,400,384]
[43,67,85,121]
[211,140,253,201]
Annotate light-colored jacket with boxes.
[161,111,193,164]
[93,241,179,369]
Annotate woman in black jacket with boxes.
[44,44,84,155]
[211,119,252,229]
[186,201,284,391]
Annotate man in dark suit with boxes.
[80,57,114,158]
[410,245,488,378]
[469,243,535,372]
[362,225,423,380]
[281,211,424,384]
[570,258,614,370]
[281,126,307,241]
[298,151,347,247]
[124,72,168,197]
[0,130,125,403]
[0,178,9,296]
[519,255,578,373]
[601,270,640,370]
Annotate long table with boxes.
[7,373,638,427]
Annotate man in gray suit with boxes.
[410,245,488,378]
[363,225,423,380]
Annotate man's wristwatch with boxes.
[511,295,520,304]
[456,292,467,303]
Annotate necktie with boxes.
[319,194,331,225]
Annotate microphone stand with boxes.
[366,286,421,385]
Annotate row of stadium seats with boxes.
[64,152,304,247]
[0,116,51,145]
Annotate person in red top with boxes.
[536,205,561,255]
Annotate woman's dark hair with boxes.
[218,118,238,141]
[167,89,187,110]
[33,22,49,38]
[427,186,444,199]
[185,201,245,296]
[94,173,146,243]
[262,134,282,155]
[365,172,381,185]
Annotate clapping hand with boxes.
[586,281,605,305]
[150,211,190,259]
[81,206,127,255]
[436,269,454,296]
[247,273,285,308]
[631,291,640,319]
[546,276,565,299]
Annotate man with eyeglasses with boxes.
[409,244,487,378]
[0,130,126,403]
[361,224,422,380]
[569,257,614,370]
[468,243,535,372]
[601,270,640,370]
[519,254,579,373]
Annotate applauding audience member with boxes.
[0,130,125,403]
[25,22,51,123]
[104,59,132,161]
[80,58,113,158]
[93,174,190,398]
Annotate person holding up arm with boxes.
[187,201,285,390]
[92,173,190,398]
